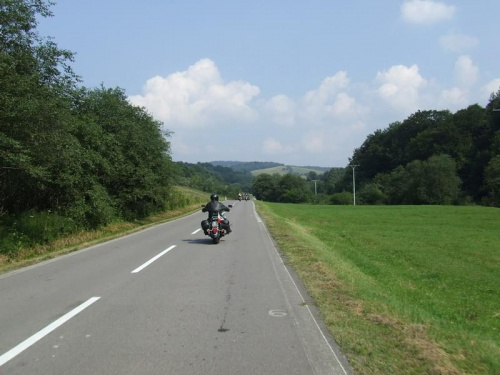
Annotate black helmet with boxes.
[210,193,219,202]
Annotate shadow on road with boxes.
[182,238,231,245]
[182,238,213,245]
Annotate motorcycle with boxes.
[208,211,227,244]
[201,205,232,244]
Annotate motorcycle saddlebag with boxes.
[201,220,210,232]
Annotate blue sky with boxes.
[38,0,500,167]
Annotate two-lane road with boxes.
[0,201,352,374]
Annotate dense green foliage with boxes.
[0,0,174,254]
[174,162,252,197]
[251,99,500,206]
[251,166,345,203]
[252,173,312,203]
[338,100,500,206]
[258,203,500,374]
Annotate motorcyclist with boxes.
[238,193,242,201]
[201,193,232,234]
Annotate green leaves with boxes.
[483,155,500,206]
[252,173,311,203]
[0,0,175,233]
[343,101,500,204]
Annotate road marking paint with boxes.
[258,220,350,375]
[269,309,288,318]
[131,245,176,273]
[0,297,100,367]
[191,229,201,235]
[252,203,263,223]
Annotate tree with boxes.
[483,155,500,207]
[72,87,173,220]
[375,155,461,205]
[330,192,353,205]
[420,155,461,204]
[321,167,346,194]
[358,183,387,205]
[0,0,80,214]
[252,174,280,201]
[277,174,311,203]
[307,171,318,181]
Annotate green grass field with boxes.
[256,203,499,375]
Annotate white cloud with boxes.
[262,95,296,126]
[401,0,455,25]
[130,56,496,167]
[303,71,349,106]
[439,33,479,53]
[262,138,295,155]
[302,132,326,153]
[481,79,500,100]
[299,71,366,125]
[438,87,468,109]
[376,64,427,113]
[454,55,478,87]
[128,58,260,128]
[330,93,357,116]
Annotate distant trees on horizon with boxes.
[252,95,500,207]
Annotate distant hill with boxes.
[210,161,283,173]
[251,165,327,177]
[209,161,331,177]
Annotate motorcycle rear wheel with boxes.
[212,237,220,244]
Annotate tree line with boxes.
[1,0,176,254]
[253,97,500,206]
[174,162,253,197]
[340,99,500,206]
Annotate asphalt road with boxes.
[0,201,352,374]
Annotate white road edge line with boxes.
[131,245,176,273]
[191,229,201,235]
[0,296,101,367]
[255,203,349,375]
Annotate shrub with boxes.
[358,183,387,204]
[330,191,354,205]
[0,210,78,254]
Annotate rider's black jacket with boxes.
[202,201,230,219]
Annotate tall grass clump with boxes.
[0,186,208,267]
[0,210,78,257]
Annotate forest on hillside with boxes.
[0,1,178,254]
[209,161,283,173]
[174,162,253,196]
[338,101,500,206]
[253,100,500,206]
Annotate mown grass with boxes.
[0,186,208,274]
[256,203,499,375]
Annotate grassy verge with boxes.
[256,203,499,375]
[0,186,208,275]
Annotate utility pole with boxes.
[311,180,319,195]
[349,165,359,206]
